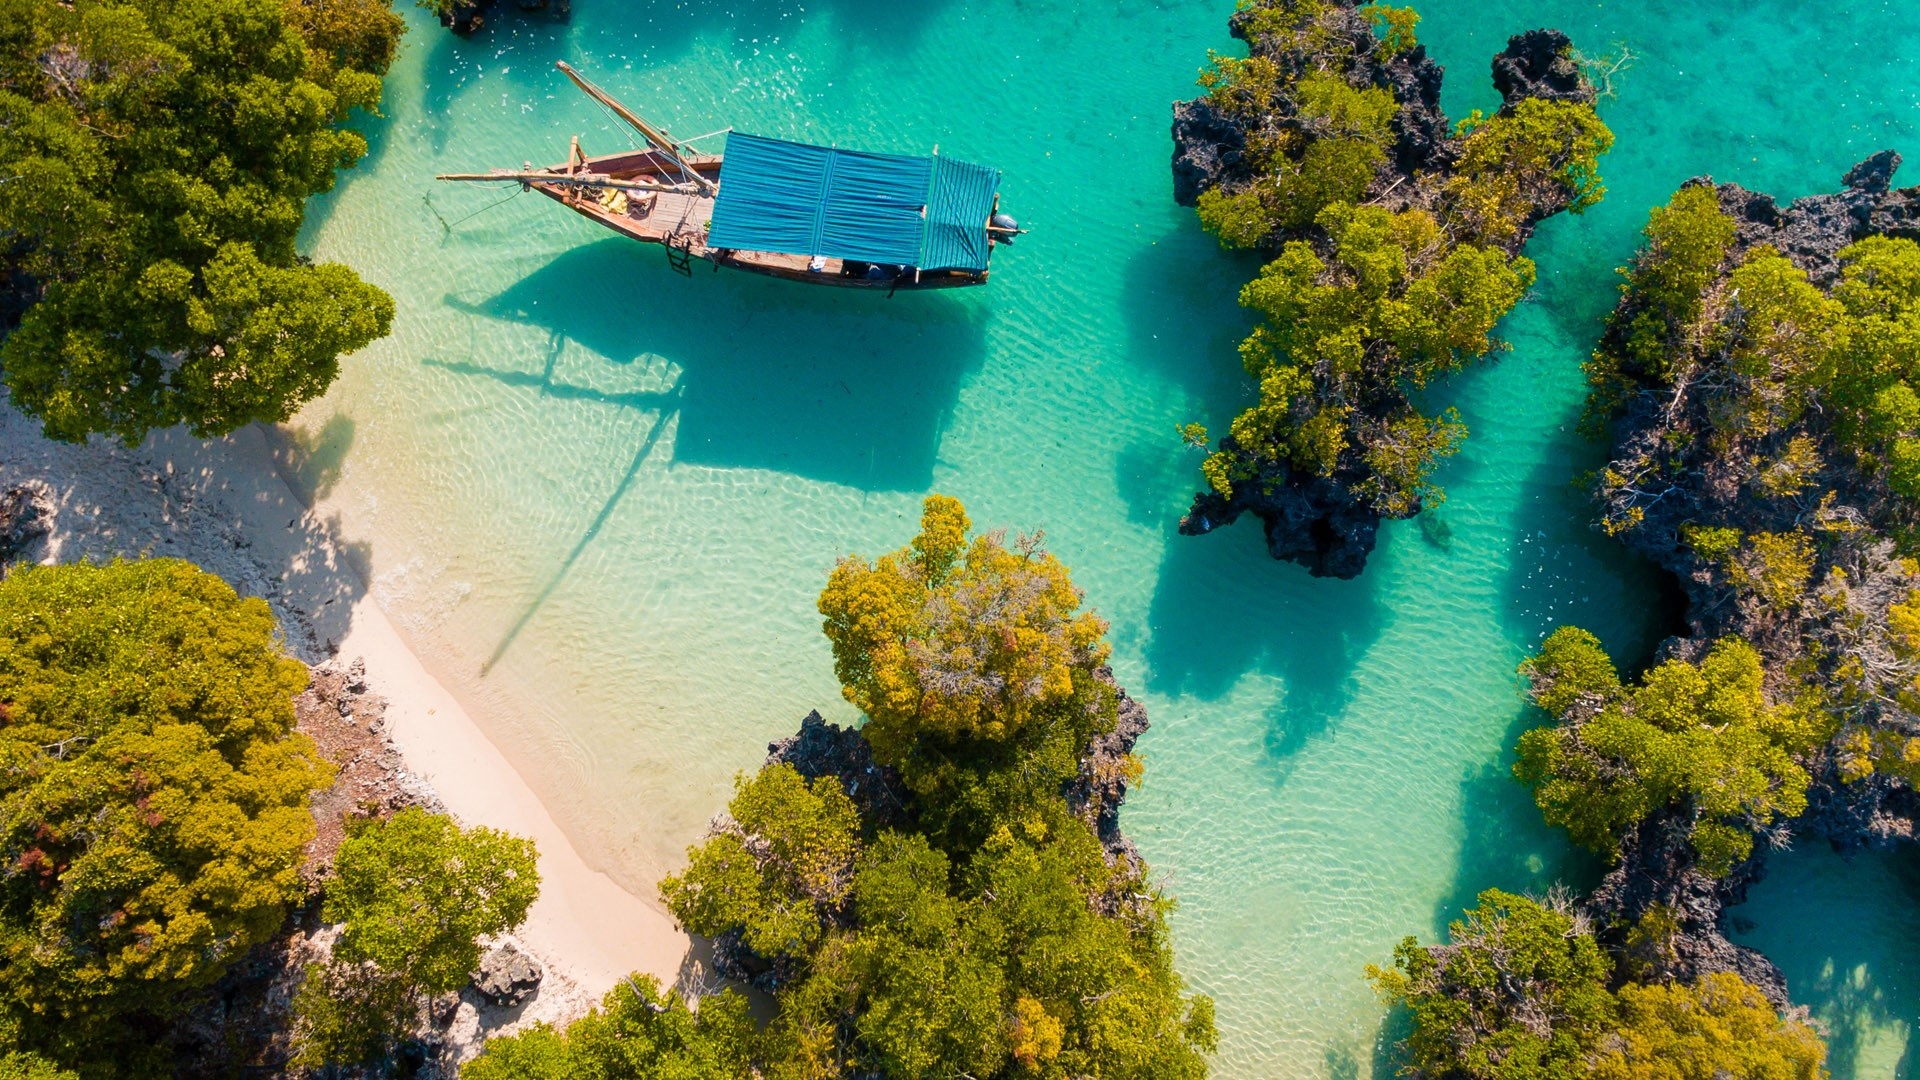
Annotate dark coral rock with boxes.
[0,482,50,565]
[1582,813,1787,1007]
[1065,668,1151,869]
[1708,154,1918,286]
[1171,99,1249,208]
[1180,444,1383,579]
[1845,149,1902,195]
[1491,29,1596,109]
[766,710,910,831]
[1380,44,1452,177]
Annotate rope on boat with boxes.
[428,185,527,233]
[587,93,642,150]
[678,126,733,145]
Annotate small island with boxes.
[1369,155,1920,1079]
[470,496,1217,1078]
[1172,0,1612,576]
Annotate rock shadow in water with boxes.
[1427,698,1607,940]
[441,238,986,493]
[1142,521,1387,771]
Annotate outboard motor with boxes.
[990,212,1020,245]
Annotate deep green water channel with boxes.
[291,2,1920,1075]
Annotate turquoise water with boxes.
[290,2,1920,1076]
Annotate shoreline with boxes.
[0,400,689,1034]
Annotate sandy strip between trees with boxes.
[0,403,689,1028]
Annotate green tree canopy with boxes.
[1371,889,1616,1080]
[636,497,1215,1080]
[460,975,757,1080]
[322,806,540,994]
[0,559,328,1046]
[1373,890,1829,1080]
[1589,973,1826,1080]
[1515,627,1827,876]
[818,496,1119,838]
[659,763,861,963]
[295,807,541,1068]
[0,0,398,444]
[1184,2,1611,524]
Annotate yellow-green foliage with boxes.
[1681,523,1744,564]
[1715,250,1845,433]
[1516,628,1825,876]
[1375,892,1829,1080]
[818,495,1110,755]
[1727,530,1816,610]
[1218,203,1531,508]
[324,807,540,993]
[1754,435,1824,497]
[1370,890,1616,1080]
[0,559,328,1043]
[1598,186,1738,386]
[294,807,541,1068]
[1449,98,1615,242]
[1357,409,1468,515]
[655,501,1217,1080]
[1359,3,1419,58]
[463,974,758,1080]
[0,0,400,445]
[1589,973,1827,1080]
[660,764,861,961]
[1598,225,1920,495]
[1185,5,1611,520]
[1837,590,1920,784]
[1195,187,1273,249]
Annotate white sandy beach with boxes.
[0,397,690,1036]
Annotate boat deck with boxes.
[514,146,985,289]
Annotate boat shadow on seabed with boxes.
[429,237,986,669]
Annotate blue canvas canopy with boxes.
[705,132,1002,273]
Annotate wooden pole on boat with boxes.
[435,171,697,193]
[554,61,717,196]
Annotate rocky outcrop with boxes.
[1491,29,1596,108]
[436,0,570,35]
[1583,156,1920,1006]
[1171,99,1248,207]
[470,942,543,1007]
[0,481,50,565]
[1065,668,1152,868]
[1179,449,1382,578]
[1702,153,1920,289]
[767,710,911,831]
[1581,814,1787,1006]
[1171,6,1601,578]
[298,658,444,877]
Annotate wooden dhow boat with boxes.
[438,62,1022,290]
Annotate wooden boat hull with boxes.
[526,148,989,290]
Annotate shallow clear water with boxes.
[292,2,1920,1075]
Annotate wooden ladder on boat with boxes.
[664,231,696,277]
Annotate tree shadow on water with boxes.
[1727,849,1920,1080]
[441,238,986,492]
[1144,523,1388,770]
[1119,222,1260,421]
[1429,699,1605,940]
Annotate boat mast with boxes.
[555,61,717,196]
[435,170,700,193]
